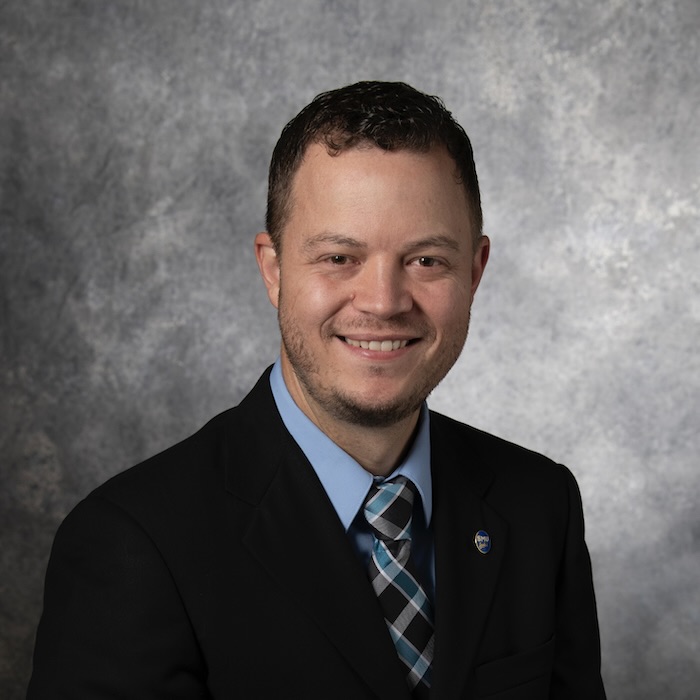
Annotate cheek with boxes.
[280,274,347,324]
[417,281,472,328]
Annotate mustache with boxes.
[330,316,432,336]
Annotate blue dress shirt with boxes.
[269,361,435,600]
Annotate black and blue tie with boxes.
[364,476,434,697]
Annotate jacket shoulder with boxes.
[430,410,562,471]
[428,410,582,513]
[87,367,282,517]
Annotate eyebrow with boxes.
[302,232,461,254]
[302,232,367,252]
[403,235,461,254]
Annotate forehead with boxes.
[287,143,471,233]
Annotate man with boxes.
[28,81,606,699]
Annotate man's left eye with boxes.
[416,256,440,267]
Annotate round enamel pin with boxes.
[474,530,491,554]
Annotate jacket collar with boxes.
[429,412,507,700]
[224,368,411,699]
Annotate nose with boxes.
[351,259,413,319]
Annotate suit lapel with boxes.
[226,373,409,699]
[429,414,508,700]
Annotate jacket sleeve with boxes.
[550,467,607,699]
[27,496,209,699]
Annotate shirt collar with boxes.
[269,360,432,531]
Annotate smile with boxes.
[342,338,410,352]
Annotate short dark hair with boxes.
[265,81,483,250]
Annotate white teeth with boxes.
[344,338,409,351]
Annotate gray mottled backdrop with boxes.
[1,1,698,697]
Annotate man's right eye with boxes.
[328,255,349,265]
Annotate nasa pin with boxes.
[474,530,491,554]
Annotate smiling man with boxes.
[256,142,488,471]
[28,82,606,699]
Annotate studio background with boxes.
[1,1,698,698]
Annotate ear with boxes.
[470,235,490,298]
[255,232,280,309]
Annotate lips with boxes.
[342,338,410,352]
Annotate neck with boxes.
[281,361,421,477]
[312,408,420,477]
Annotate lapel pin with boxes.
[474,530,491,554]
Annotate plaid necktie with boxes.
[364,476,434,697]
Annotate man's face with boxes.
[256,143,489,430]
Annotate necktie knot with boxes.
[364,476,415,543]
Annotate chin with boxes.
[324,390,424,428]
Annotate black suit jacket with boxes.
[28,368,606,699]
